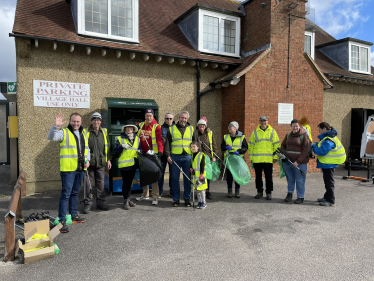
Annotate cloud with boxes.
[0,5,16,82]
[309,0,370,38]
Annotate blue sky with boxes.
[0,0,373,99]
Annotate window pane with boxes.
[360,47,368,72]
[351,45,359,71]
[85,21,92,32]
[304,35,311,55]
[100,3,107,13]
[101,24,108,34]
[221,19,236,53]
[111,0,133,37]
[85,0,92,11]
[101,13,107,24]
[85,11,92,21]
[112,26,118,35]
[93,1,100,12]
[93,23,100,33]
[203,15,219,51]
[93,12,100,23]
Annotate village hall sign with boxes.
[33,80,90,109]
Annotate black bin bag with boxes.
[138,151,163,187]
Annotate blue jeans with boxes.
[59,171,84,222]
[282,162,307,198]
[158,159,171,195]
[170,154,192,201]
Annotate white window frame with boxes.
[198,9,240,58]
[77,0,139,43]
[348,41,371,75]
[304,31,315,60]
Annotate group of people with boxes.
[48,110,346,234]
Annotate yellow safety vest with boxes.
[191,152,207,191]
[207,131,214,158]
[303,124,313,142]
[317,136,346,165]
[224,134,246,158]
[117,135,140,168]
[138,122,160,153]
[83,128,108,162]
[60,128,88,172]
[170,125,194,155]
[248,125,280,163]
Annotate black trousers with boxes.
[322,168,335,204]
[120,170,136,200]
[226,169,240,189]
[254,163,273,194]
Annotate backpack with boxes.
[286,132,314,159]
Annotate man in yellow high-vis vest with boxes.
[248,116,280,200]
[165,111,195,207]
[48,113,90,233]
[82,112,111,214]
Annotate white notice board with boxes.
[33,80,90,109]
[278,103,293,124]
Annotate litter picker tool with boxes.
[140,129,155,155]
[170,158,202,209]
[200,141,222,162]
[80,165,93,205]
[15,224,24,231]
[41,211,55,226]
[273,148,305,176]
[221,152,229,181]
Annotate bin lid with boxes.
[105,98,158,109]
[360,116,374,158]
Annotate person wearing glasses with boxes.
[158,112,175,197]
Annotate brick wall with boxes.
[223,0,324,176]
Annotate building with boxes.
[10,0,373,194]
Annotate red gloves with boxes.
[199,174,204,181]
[190,168,193,174]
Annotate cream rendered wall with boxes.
[323,81,374,150]
[15,38,225,190]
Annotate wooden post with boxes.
[4,171,26,262]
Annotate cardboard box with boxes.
[15,220,62,264]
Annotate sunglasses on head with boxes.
[165,118,173,120]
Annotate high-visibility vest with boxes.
[117,135,140,168]
[83,128,108,162]
[224,134,246,158]
[207,131,214,158]
[191,152,207,191]
[60,128,88,172]
[303,124,313,142]
[248,125,280,163]
[317,136,346,165]
[138,122,160,153]
[170,125,194,155]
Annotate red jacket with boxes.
[139,118,164,153]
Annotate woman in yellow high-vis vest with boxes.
[312,122,346,207]
[221,121,248,198]
[114,120,141,210]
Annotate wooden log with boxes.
[4,215,15,262]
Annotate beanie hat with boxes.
[228,121,239,130]
[200,116,207,123]
[197,119,207,127]
[145,108,155,116]
[91,112,102,121]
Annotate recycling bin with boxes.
[101,98,159,194]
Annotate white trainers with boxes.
[136,196,150,201]
[152,199,158,205]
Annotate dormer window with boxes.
[349,42,370,74]
[199,10,240,57]
[304,31,315,59]
[77,0,139,43]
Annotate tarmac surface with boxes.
[0,164,373,280]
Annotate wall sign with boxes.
[278,103,293,124]
[7,82,17,95]
[33,80,90,108]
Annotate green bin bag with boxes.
[279,160,286,179]
[206,155,213,180]
[226,154,251,185]
[205,155,221,181]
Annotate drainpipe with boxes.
[287,13,291,89]
[196,61,216,122]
